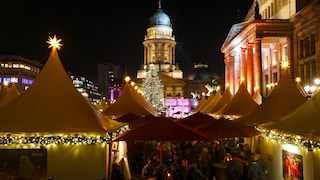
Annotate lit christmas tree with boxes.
[142,64,165,114]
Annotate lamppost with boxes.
[303,78,320,98]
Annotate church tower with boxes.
[137,0,183,79]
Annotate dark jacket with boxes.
[226,157,244,180]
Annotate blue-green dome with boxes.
[149,8,171,27]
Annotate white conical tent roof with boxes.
[207,87,233,115]
[234,70,307,126]
[253,90,262,105]
[219,82,258,118]
[0,84,10,101]
[0,45,123,133]
[200,91,222,113]
[262,89,320,139]
[191,94,207,113]
[0,83,20,108]
[103,82,157,119]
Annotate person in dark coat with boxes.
[142,150,161,179]
[186,163,205,180]
[248,154,264,180]
[169,162,182,180]
[151,163,167,180]
[226,151,244,180]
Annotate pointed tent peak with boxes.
[0,35,116,133]
[253,88,262,105]
[0,83,10,100]
[220,82,258,119]
[103,80,157,118]
[207,87,233,116]
[191,94,207,113]
[200,91,222,113]
[238,82,247,91]
[261,88,320,138]
[0,83,20,108]
[234,69,307,126]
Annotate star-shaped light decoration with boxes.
[280,59,289,69]
[47,35,62,50]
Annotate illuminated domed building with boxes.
[137,1,183,80]
[135,1,185,100]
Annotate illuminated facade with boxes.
[0,55,42,92]
[221,0,319,97]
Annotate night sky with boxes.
[0,0,253,81]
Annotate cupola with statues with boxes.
[137,0,183,80]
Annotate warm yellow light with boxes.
[216,86,220,90]
[130,81,135,86]
[240,77,245,82]
[47,35,62,50]
[3,81,9,87]
[295,77,301,83]
[280,60,289,69]
[225,83,230,88]
[124,76,131,82]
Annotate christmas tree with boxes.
[142,64,165,114]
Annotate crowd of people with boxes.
[125,139,268,180]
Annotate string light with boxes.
[256,126,320,151]
[0,133,112,145]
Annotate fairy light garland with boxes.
[0,126,128,146]
[256,126,320,150]
[0,134,111,145]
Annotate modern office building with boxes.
[0,55,101,104]
[0,55,42,93]
[71,75,102,105]
[97,63,123,103]
[221,0,320,97]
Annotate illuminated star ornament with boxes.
[280,59,289,69]
[47,35,62,50]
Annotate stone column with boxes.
[224,57,230,89]
[241,47,247,85]
[254,38,262,94]
[229,55,235,94]
[144,46,147,65]
[247,43,254,95]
